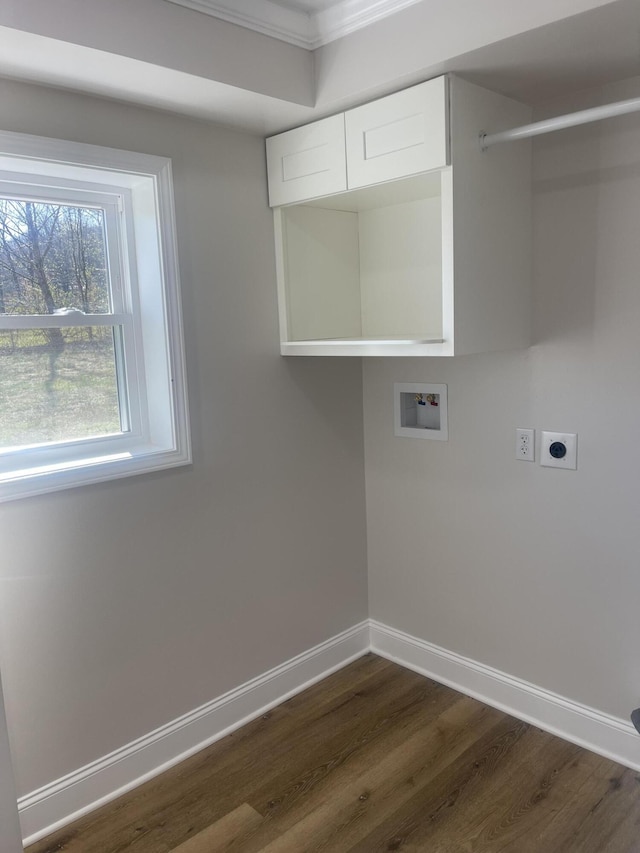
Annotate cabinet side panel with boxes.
[359,197,442,339]
[450,76,532,355]
[282,206,362,341]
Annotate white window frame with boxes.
[0,130,191,502]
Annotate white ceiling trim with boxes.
[313,0,423,47]
[164,0,423,49]
[165,0,313,48]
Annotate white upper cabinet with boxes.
[265,75,532,357]
[266,114,347,207]
[345,77,449,189]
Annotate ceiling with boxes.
[447,0,640,105]
[0,0,638,135]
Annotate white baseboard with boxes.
[370,619,640,773]
[19,618,640,846]
[18,621,370,846]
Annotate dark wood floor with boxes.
[28,654,640,852]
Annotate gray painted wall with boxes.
[3,65,640,816]
[364,76,640,722]
[0,674,21,852]
[0,79,368,797]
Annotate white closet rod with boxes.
[480,94,640,150]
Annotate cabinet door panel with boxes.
[266,114,347,206]
[345,77,449,189]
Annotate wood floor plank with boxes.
[217,690,484,852]
[212,675,459,852]
[245,672,450,816]
[249,698,503,853]
[26,656,640,853]
[345,715,533,852]
[499,748,623,853]
[595,774,640,853]
[171,804,262,852]
[392,726,584,852]
[278,654,392,717]
[543,761,640,853]
[27,655,392,853]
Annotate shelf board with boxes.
[281,337,451,357]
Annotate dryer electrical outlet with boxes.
[540,431,578,469]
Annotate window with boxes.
[0,131,191,501]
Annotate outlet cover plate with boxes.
[541,431,577,469]
[516,428,535,461]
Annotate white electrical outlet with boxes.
[516,428,535,461]
[540,431,578,469]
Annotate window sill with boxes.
[0,445,192,503]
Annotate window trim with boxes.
[0,130,191,502]
[0,179,144,447]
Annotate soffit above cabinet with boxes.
[0,0,637,134]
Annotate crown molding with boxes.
[165,0,314,48]
[164,0,423,49]
[314,0,422,47]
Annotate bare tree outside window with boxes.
[0,198,121,448]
